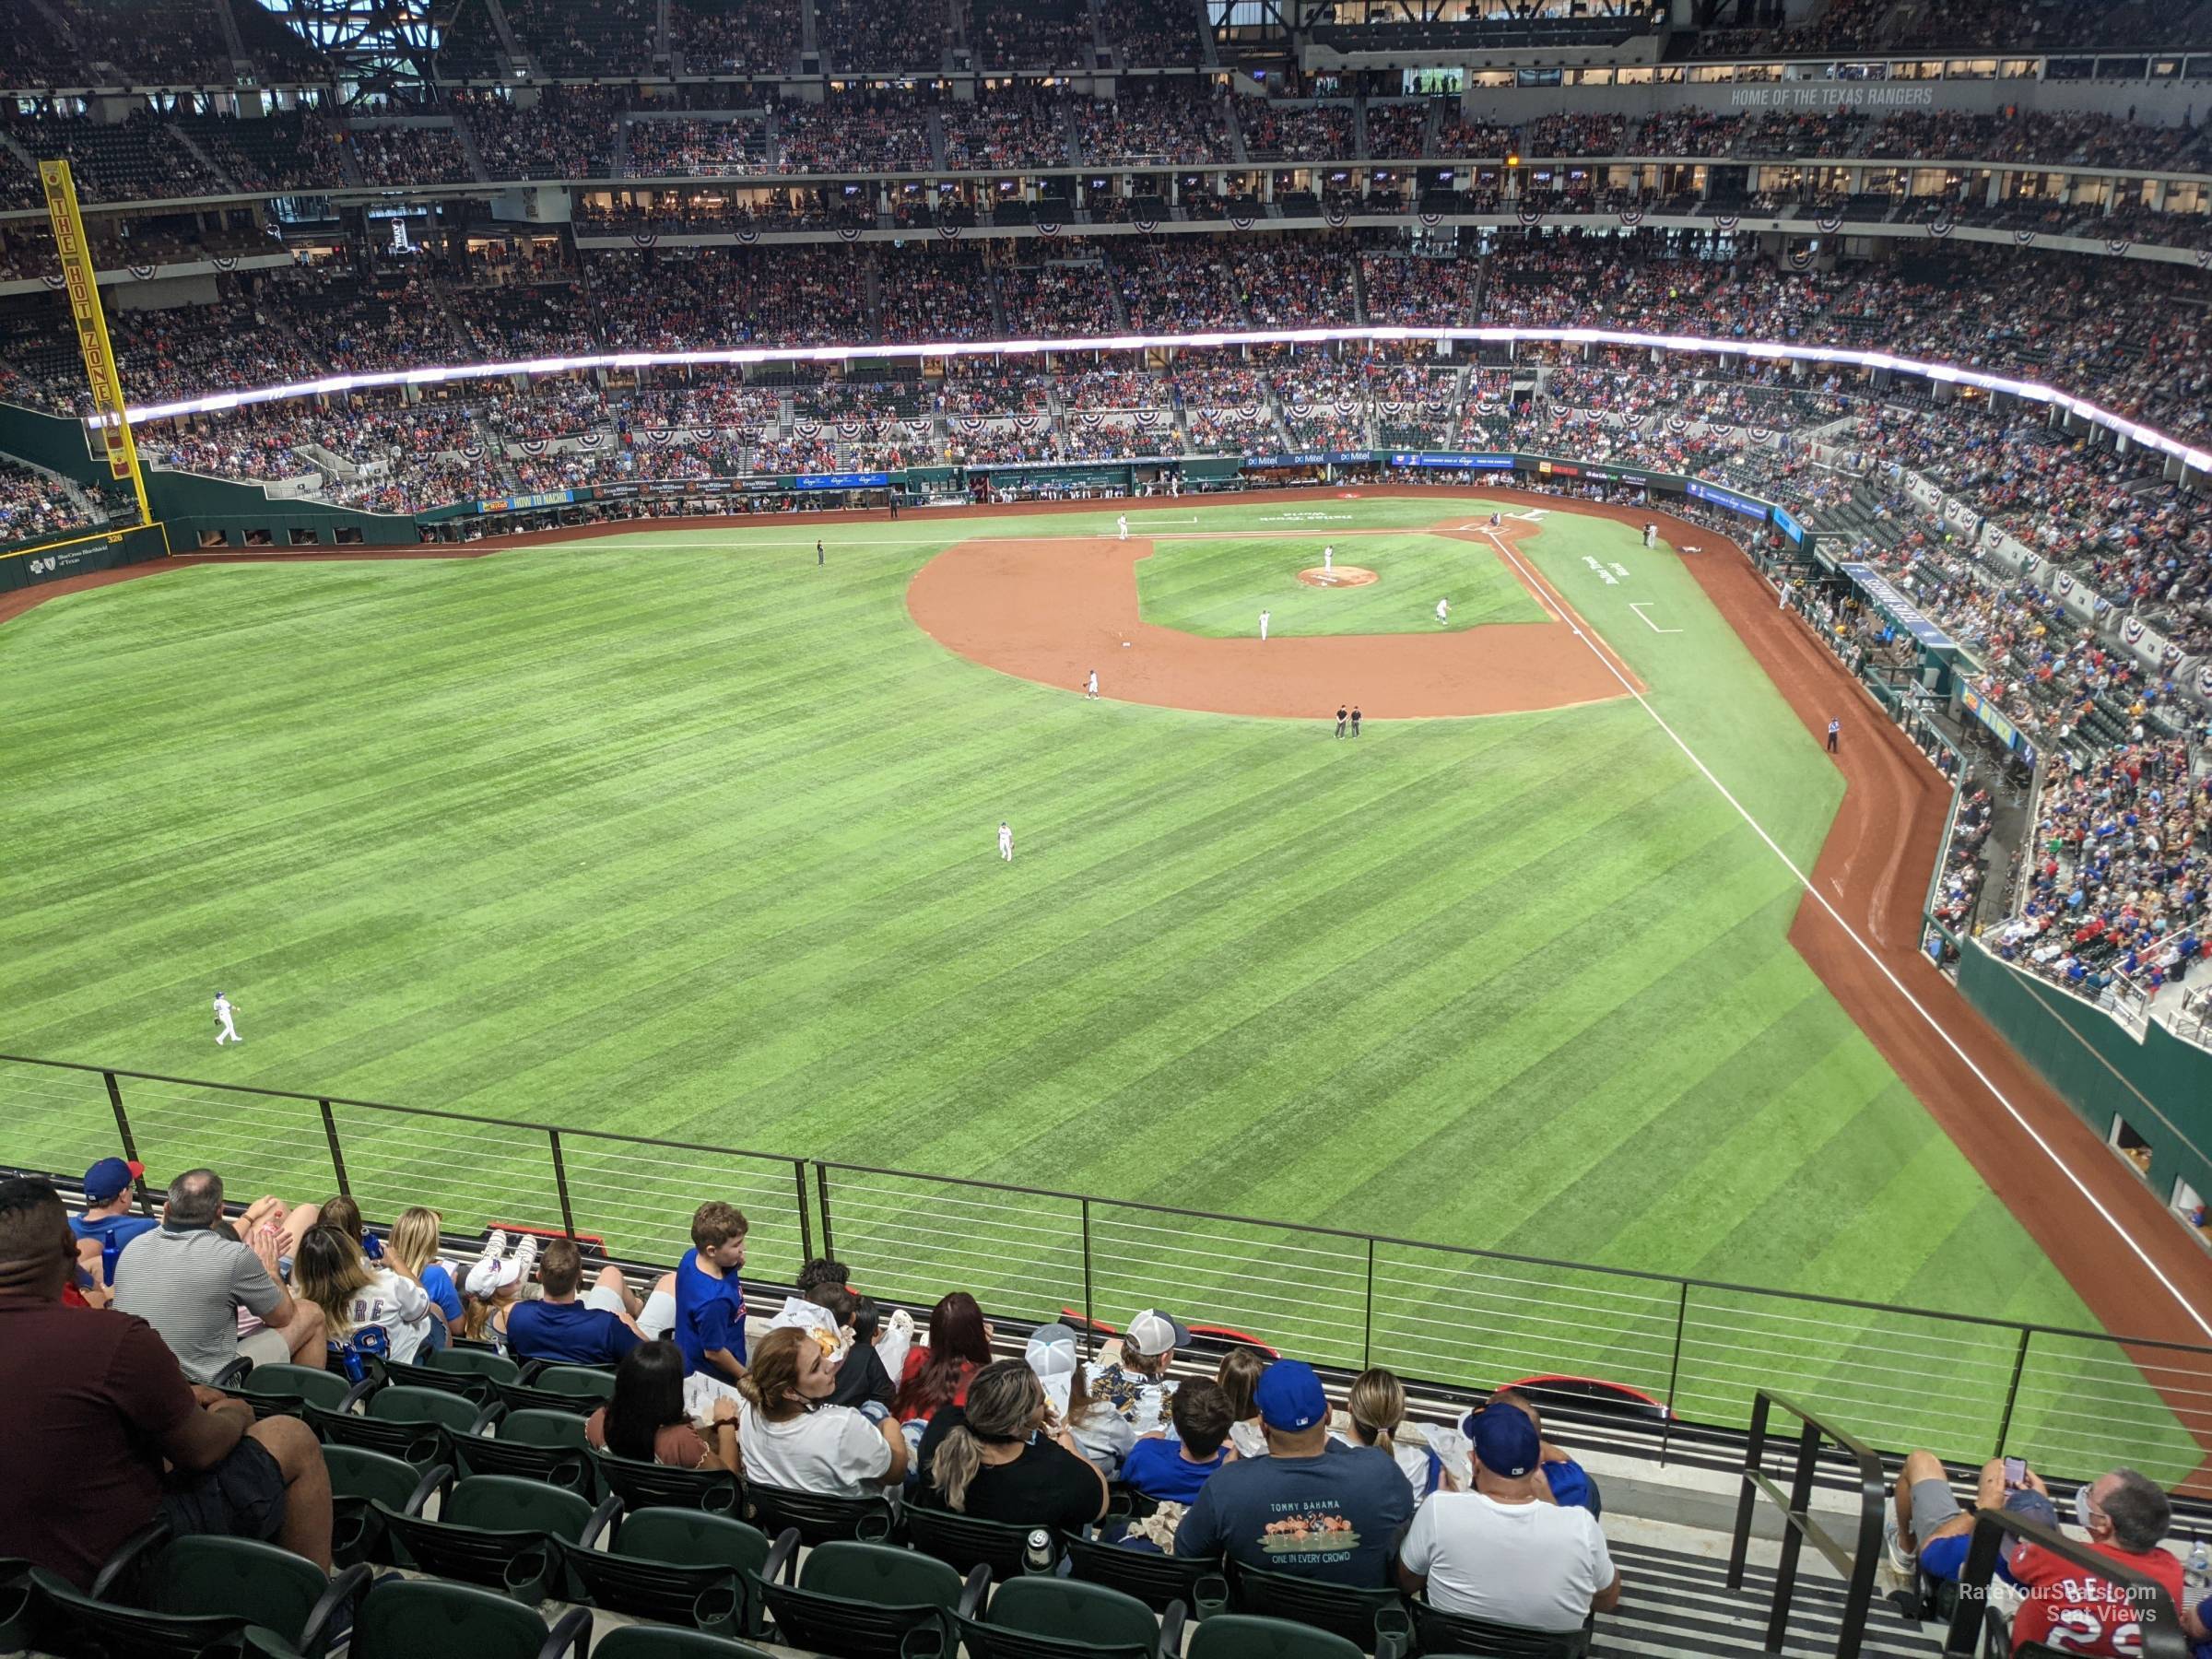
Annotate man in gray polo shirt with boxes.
[114,1170,326,1382]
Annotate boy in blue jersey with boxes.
[673,1201,749,1394]
[1124,1379,1235,1506]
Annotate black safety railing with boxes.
[1940,1506,2193,1659]
[1725,1389,1889,1659]
[8,1051,2212,1500]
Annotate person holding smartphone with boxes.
[1884,1448,2059,1586]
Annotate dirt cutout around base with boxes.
[907,517,1639,720]
[1298,565,1379,588]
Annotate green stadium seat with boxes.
[381,1355,500,1406]
[374,1474,621,1606]
[1059,1530,1227,1617]
[432,1346,524,1384]
[1229,1560,1411,1658]
[1187,1614,1366,1659]
[741,1479,897,1545]
[759,1534,977,1659]
[239,1365,370,1418]
[29,1529,369,1659]
[323,1445,446,1569]
[1411,1603,1592,1658]
[594,1629,780,1659]
[904,1501,1046,1583]
[525,1364,618,1399]
[307,1576,592,1659]
[308,1384,500,1467]
[593,1448,741,1515]
[554,1506,773,1639]
[944,1574,1186,1659]
[453,1407,595,1495]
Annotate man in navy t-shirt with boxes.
[1176,1360,1412,1585]
[505,1239,640,1368]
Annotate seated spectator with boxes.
[818,1282,901,1411]
[506,1237,642,1367]
[1490,1389,1594,1514]
[1124,1378,1235,1505]
[0,1177,334,1589]
[1218,1346,1268,1459]
[1338,1369,1455,1500]
[69,1156,156,1303]
[386,1206,464,1345]
[894,1289,994,1424]
[918,1359,1110,1529]
[1176,1359,1413,1585]
[461,1233,537,1347]
[1078,1307,1186,1467]
[112,1169,326,1381]
[735,1324,908,1495]
[588,1339,739,1471]
[673,1201,750,1393]
[1886,1448,2061,1585]
[316,1194,382,1260]
[2010,1468,2182,1654]
[293,1223,434,1365]
[1395,1402,1619,1632]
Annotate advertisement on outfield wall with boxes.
[0,524,166,595]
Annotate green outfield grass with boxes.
[0,495,2193,1481]
[1134,531,1547,638]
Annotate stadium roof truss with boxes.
[249,0,441,99]
[92,324,2212,478]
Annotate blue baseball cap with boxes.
[1253,1360,1329,1432]
[1471,1403,1542,1479]
[84,1157,145,1204]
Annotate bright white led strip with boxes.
[89,325,2212,476]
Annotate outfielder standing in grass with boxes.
[1260,609,1270,641]
[1436,598,1450,626]
[212,992,241,1045]
[817,539,825,566]
[998,821,1014,862]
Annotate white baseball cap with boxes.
[1125,1310,1192,1359]
[465,1254,524,1297]
[1025,1323,1079,1380]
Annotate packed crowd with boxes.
[13,1161,2206,1658]
[0,458,97,547]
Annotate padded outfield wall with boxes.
[1956,945,2212,1219]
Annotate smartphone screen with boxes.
[2005,1457,2027,1488]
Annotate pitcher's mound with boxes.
[1299,565,1379,588]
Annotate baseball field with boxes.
[0,488,2196,1479]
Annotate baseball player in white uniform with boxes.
[213,992,241,1045]
[1435,598,1450,626]
[1323,546,1334,574]
[1260,609,1270,641]
[1086,669,1100,700]
[1117,515,1129,541]
[997,821,1014,862]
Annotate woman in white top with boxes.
[735,1325,909,1499]
[293,1223,433,1363]
[1335,1368,1462,1500]
[1218,1347,1269,1462]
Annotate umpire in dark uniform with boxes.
[1335,704,1348,738]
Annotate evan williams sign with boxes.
[1728,85,1938,110]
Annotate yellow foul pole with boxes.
[39,159,151,528]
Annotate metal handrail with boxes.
[1939,1507,2191,1659]
[12,1050,2212,1359]
[1725,1389,1889,1659]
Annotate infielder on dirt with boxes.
[1086,670,1100,700]
[1117,515,1129,542]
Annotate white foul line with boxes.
[1482,532,2212,1342]
[1629,602,1682,635]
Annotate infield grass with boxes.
[1134,531,1547,637]
[0,495,2193,1482]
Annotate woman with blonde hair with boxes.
[918,1359,1108,1529]
[294,1222,433,1362]
[1337,1368,1458,1499]
[735,1325,907,1496]
[1218,1347,1269,1460]
[385,1206,465,1346]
